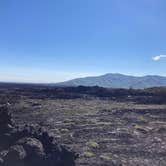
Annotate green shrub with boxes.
[86,140,99,149]
[83,152,94,158]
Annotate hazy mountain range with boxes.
[55,73,166,89]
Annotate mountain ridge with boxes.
[55,73,166,89]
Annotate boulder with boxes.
[17,137,45,165]
[0,105,78,166]
[0,105,14,133]
[0,145,27,166]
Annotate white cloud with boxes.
[152,55,166,61]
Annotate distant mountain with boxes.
[55,73,166,89]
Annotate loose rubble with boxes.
[0,105,78,166]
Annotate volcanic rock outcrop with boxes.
[0,105,78,166]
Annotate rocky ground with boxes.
[12,98,166,166]
[0,85,166,165]
[0,105,78,166]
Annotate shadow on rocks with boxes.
[0,105,79,166]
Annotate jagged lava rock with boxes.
[0,105,78,166]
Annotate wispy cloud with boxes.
[152,55,166,61]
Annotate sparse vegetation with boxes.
[139,115,148,123]
[100,154,112,161]
[86,140,99,149]
[83,152,94,158]
[0,84,166,166]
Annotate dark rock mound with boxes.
[0,105,78,166]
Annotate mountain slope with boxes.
[55,73,166,89]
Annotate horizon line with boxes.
[0,73,166,84]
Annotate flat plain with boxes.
[1,85,166,165]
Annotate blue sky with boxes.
[0,0,166,82]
